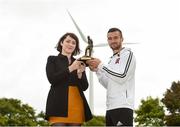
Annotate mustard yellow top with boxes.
[49,86,85,124]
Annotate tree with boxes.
[0,98,49,126]
[161,81,180,126]
[135,96,165,126]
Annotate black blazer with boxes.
[45,53,92,122]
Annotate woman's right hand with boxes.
[68,60,81,72]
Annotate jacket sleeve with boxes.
[78,71,89,91]
[46,56,70,85]
[96,67,109,89]
[98,51,136,85]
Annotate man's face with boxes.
[107,31,123,51]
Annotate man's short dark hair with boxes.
[108,27,122,37]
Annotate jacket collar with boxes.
[58,53,67,58]
[58,53,75,61]
[113,47,125,56]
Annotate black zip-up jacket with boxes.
[45,53,93,122]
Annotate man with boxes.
[87,28,136,126]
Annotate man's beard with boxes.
[110,43,121,51]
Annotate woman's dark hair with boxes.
[107,27,123,37]
[56,32,80,56]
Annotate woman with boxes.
[45,32,93,126]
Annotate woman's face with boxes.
[61,35,76,55]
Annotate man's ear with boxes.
[121,37,124,42]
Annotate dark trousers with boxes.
[106,108,133,126]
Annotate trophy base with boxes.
[78,56,93,66]
[80,56,92,60]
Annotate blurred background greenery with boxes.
[0,81,179,126]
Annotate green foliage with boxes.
[0,98,49,126]
[164,114,180,126]
[161,81,180,126]
[83,115,105,126]
[135,96,165,126]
